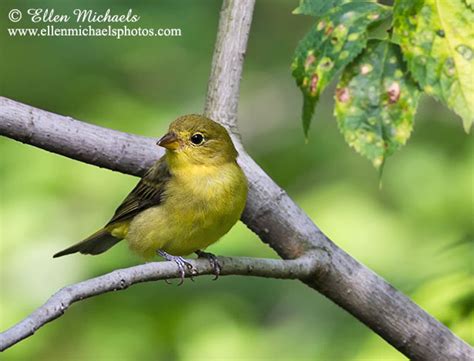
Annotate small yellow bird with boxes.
[54,114,248,280]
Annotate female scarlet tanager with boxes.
[54,114,248,280]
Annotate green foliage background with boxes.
[0,0,472,360]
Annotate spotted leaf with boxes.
[334,40,420,170]
[292,2,391,136]
[394,0,474,132]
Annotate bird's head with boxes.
[157,114,238,166]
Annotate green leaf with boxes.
[291,2,391,136]
[293,0,376,16]
[393,0,474,132]
[334,40,420,170]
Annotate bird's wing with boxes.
[106,157,170,226]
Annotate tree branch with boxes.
[0,255,317,351]
[0,97,160,176]
[204,0,255,138]
[0,0,472,359]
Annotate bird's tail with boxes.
[53,228,122,258]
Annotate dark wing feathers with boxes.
[53,158,170,258]
[53,228,121,257]
[106,158,170,225]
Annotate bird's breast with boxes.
[168,162,246,205]
[126,161,247,258]
[163,162,247,233]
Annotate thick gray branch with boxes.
[0,97,160,176]
[0,0,472,359]
[0,256,316,351]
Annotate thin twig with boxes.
[0,256,317,351]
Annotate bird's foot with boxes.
[196,250,221,280]
[157,250,197,285]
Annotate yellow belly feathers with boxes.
[123,162,247,259]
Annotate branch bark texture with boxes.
[204,0,255,138]
[0,0,472,360]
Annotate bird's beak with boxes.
[157,132,179,150]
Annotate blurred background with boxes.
[0,0,472,360]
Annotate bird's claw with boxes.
[157,250,197,285]
[196,250,221,280]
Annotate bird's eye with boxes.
[190,133,204,145]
